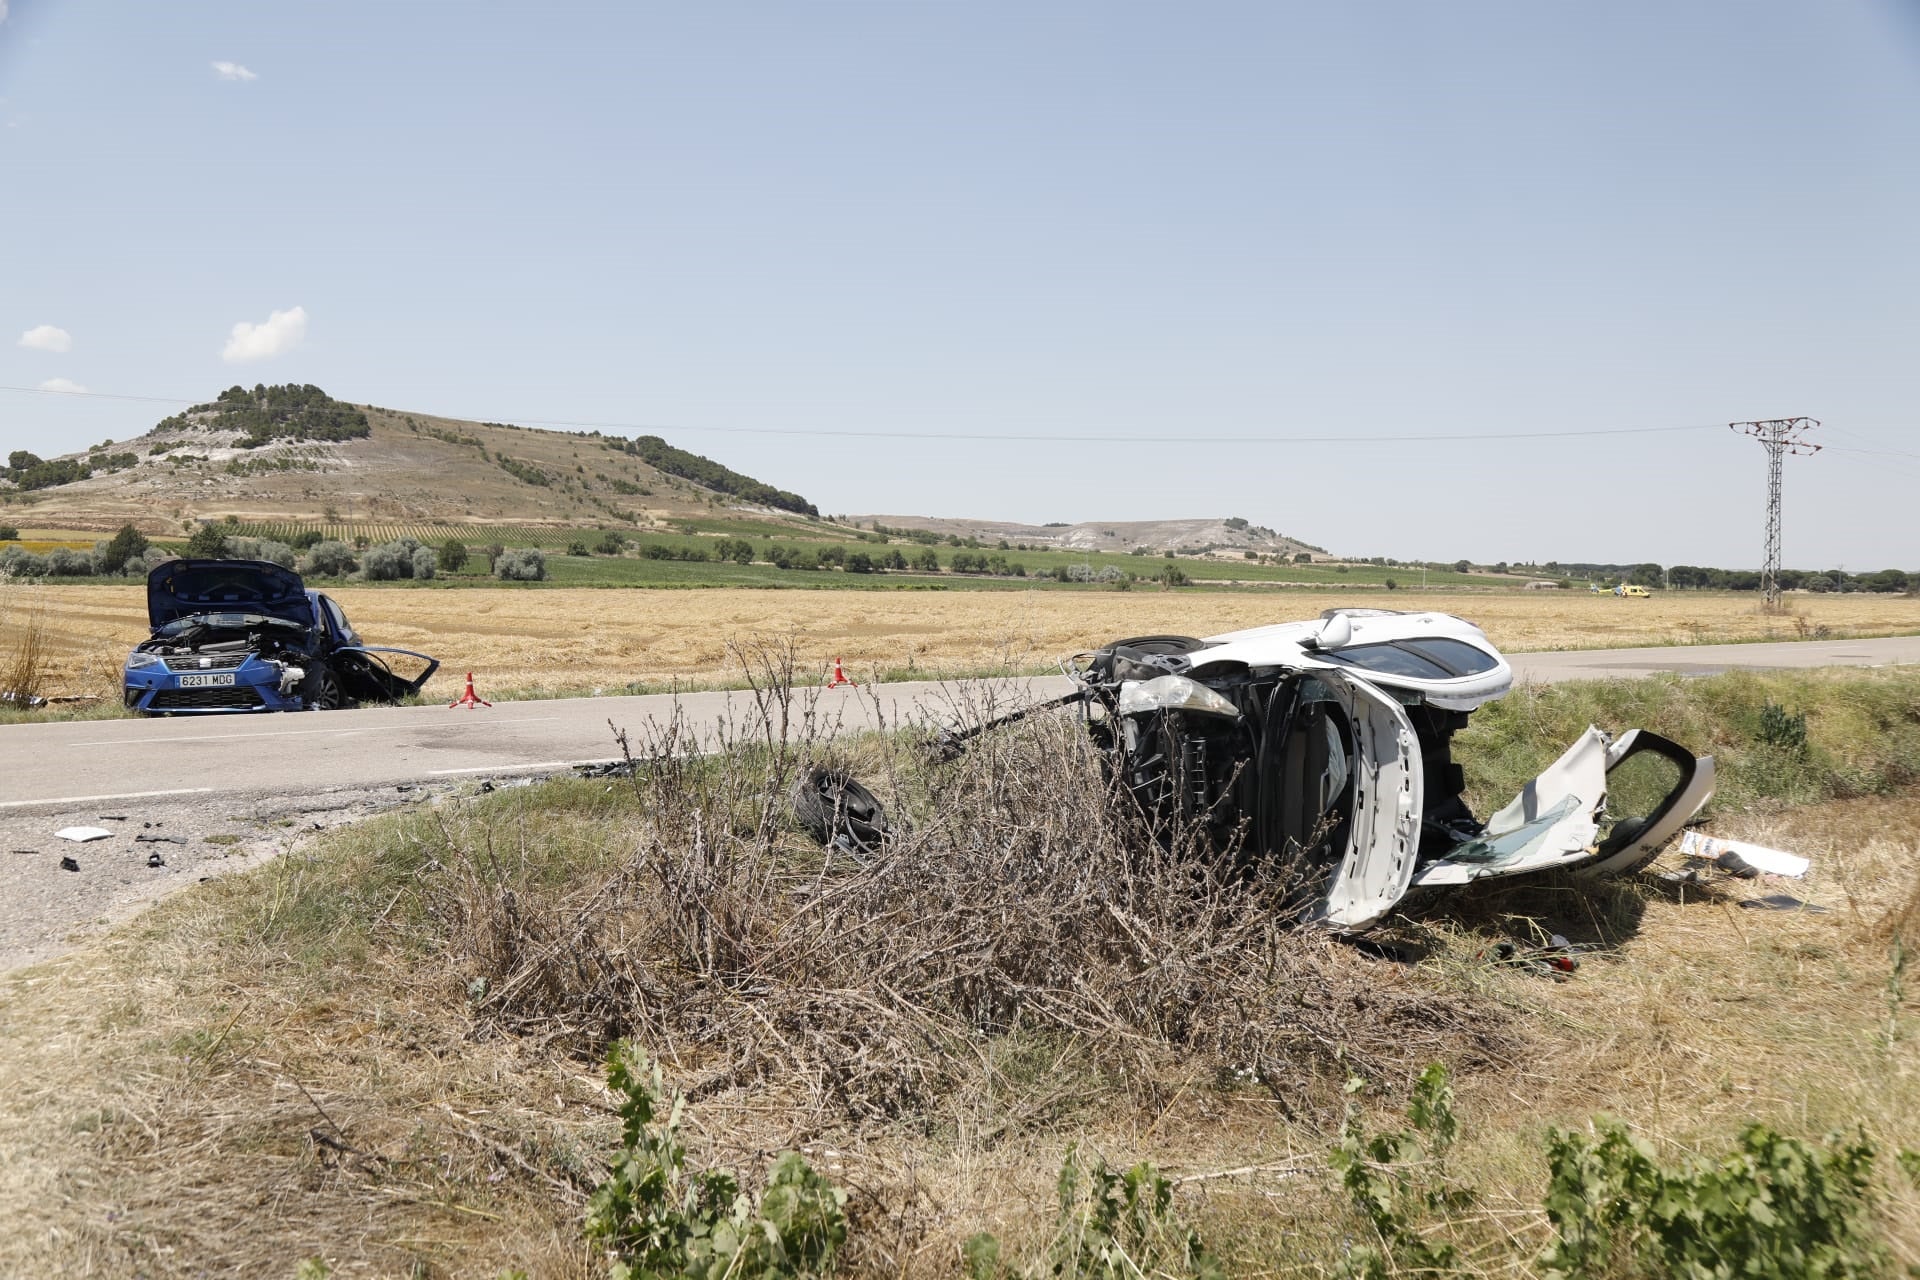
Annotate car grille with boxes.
[149,686,267,711]
[165,654,250,671]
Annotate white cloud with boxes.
[37,377,88,395]
[221,305,307,362]
[0,2,11,27]
[211,61,258,82]
[18,324,73,353]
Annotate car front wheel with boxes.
[304,666,346,711]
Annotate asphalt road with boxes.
[4,635,1919,812]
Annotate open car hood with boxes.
[147,559,313,632]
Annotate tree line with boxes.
[603,434,817,516]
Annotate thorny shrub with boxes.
[417,641,1512,1125]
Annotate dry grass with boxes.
[13,583,1919,702]
[0,576,50,705]
[2,664,1919,1276]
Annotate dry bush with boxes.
[0,583,48,705]
[419,643,1516,1129]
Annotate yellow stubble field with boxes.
[5,583,1917,701]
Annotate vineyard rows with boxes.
[231,523,600,549]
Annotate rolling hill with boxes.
[3,385,1332,559]
[2,386,828,539]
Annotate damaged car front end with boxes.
[124,559,439,714]
[1065,609,1715,931]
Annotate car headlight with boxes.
[125,651,166,672]
[1117,674,1241,719]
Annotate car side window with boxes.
[321,596,354,642]
[1322,643,1451,680]
[1324,638,1499,680]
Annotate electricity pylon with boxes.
[1729,418,1820,610]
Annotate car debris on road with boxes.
[55,827,114,843]
[123,558,439,714]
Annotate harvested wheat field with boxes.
[6,583,1918,701]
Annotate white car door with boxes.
[1311,672,1425,933]
[1410,726,1714,887]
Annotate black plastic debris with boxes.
[1479,936,1582,980]
[791,767,891,857]
[136,834,188,846]
[574,760,636,780]
[147,851,166,868]
[396,784,414,793]
[99,815,128,822]
[1714,851,1762,880]
[1738,894,1830,913]
[59,856,80,872]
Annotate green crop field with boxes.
[86,519,1513,592]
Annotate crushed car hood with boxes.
[147,559,314,632]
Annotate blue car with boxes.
[124,558,439,714]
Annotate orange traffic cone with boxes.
[825,657,856,689]
[448,672,493,709]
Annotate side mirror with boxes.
[1312,613,1354,651]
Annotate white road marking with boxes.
[0,787,215,810]
[74,716,562,747]
[427,759,616,776]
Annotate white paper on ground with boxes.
[1679,830,1810,879]
[55,826,115,843]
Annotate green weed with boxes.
[1331,1064,1472,1278]
[1540,1122,1884,1279]
[963,1147,1221,1280]
[585,1041,848,1280]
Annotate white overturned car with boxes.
[1059,609,1715,931]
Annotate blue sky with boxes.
[3,1,1918,569]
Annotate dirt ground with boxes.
[7,583,1918,701]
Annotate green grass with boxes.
[0,698,131,726]
[1456,665,1920,814]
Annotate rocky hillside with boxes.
[852,514,1327,560]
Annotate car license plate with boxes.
[178,673,236,688]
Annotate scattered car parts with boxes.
[791,767,891,856]
[925,609,1717,934]
[1677,831,1808,878]
[123,559,439,714]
